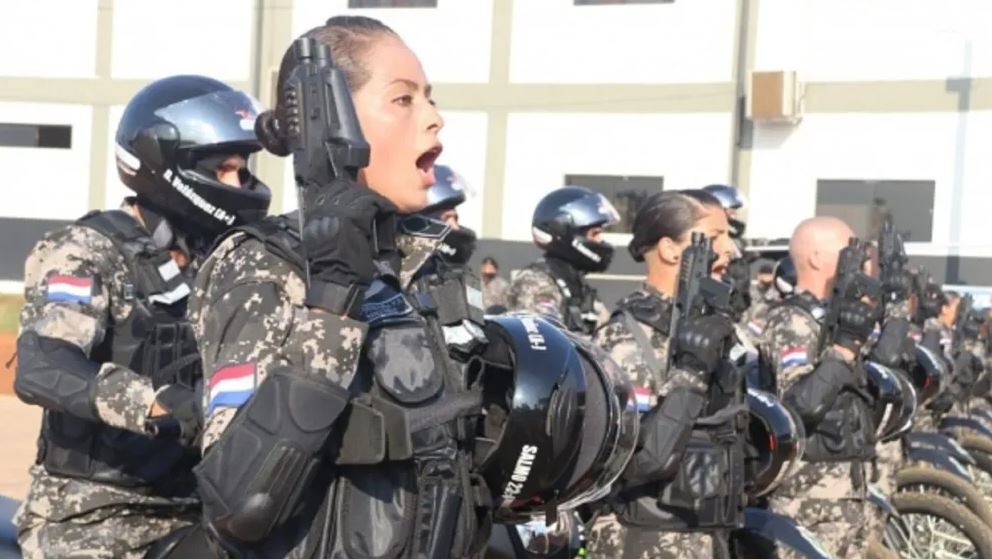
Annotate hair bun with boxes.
[255,110,290,157]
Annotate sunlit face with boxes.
[352,35,444,213]
[679,206,733,277]
[439,208,459,229]
[214,154,247,188]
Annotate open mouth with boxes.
[415,144,443,187]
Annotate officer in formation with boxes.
[13,14,992,559]
[586,190,740,558]
[189,15,634,558]
[13,76,271,557]
[506,185,617,335]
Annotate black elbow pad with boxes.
[623,388,707,484]
[784,358,852,427]
[196,369,351,544]
[15,330,100,422]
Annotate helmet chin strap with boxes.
[131,197,175,250]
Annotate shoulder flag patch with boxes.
[747,320,765,336]
[208,363,256,414]
[627,386,654,413]
[780,347,809,367]
[46,275,94,304]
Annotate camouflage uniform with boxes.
[507,259,609,334]
[743,281,780,338]
[14,217,198,559]
[587,285,714,559]
[482,274,509,309]
[190,216,489,557]
[761,294,879,558]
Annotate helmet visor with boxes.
[560,192,621,230]
[155,89,263,150]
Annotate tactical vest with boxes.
[526,259,598,336]
[613,291,748,532]
[39,210,200,495]
[774,293,876,463]
[231,215,493,558]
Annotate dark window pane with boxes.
[815,179,935,242]
[566,174,664,234]
[0,123,72,149]
[349,0,437,7]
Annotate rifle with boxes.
[278,37,372,284]
[878,214,908,276]
[820,238,882,352]
[667,232,735,372]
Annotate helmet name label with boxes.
[502,444,539,501]
[520,317,547,351]
[163,169,236,225]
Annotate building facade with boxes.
[2,0,991,302]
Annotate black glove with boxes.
[301,179,398,318]
[673,314,735,378]
[146,384,202,447]
[882,269,914,304]
[833,298,878,352]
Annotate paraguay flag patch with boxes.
[628,386,653,413]
[780,347,809,367]
[46,275,93,304]
[208,363,256,414]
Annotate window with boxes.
[0,123,71,149]
[575,0,674,5]
[565,174,664,234]
[815,179,935,242]
[348,0,437,7]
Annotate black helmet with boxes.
[774,256,797,297]
[887,368,918,441]
[912,344,946,405]
[115,75,271,242]
[745,388,805,497]
[702,184,746,238]
[865,362,906,441]
[477,315,638,523]
[532,186,619,273]
[422,164,468,218]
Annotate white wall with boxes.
[112,0,255,81]
[746,112,992,257]
[0,103,93,220]
[501,112,733,241]
[0,0,98,78]
[104,104,128,208]
[510,0,736,84]
[292,0,494,83]
[755,0,992,81]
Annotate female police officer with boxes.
[188,15,640,558]
[588,190,742,559]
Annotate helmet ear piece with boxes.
[255,111,290,157]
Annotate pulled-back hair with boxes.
[627,190,720,262]
[257,16,397,156]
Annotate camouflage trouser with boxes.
[769,496,875,558]
[586,514,713,559]
[14,468,196,559]
[872,440,902,497]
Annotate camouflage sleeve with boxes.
[192,236,368,451]
[885,299,912,322]
[761,307,820,395]
[18,225,156,434]
[507,268,564,320]
[594,318,705,405]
